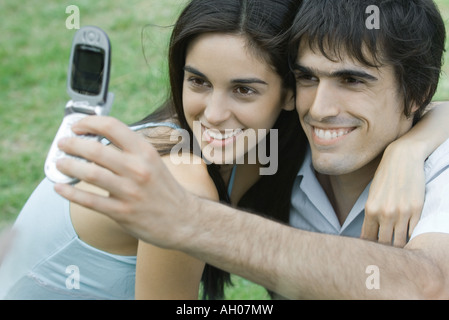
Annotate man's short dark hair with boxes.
[289,0,446,122]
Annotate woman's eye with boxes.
[188,77,210,88]
[234,86,256,96]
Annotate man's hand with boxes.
[54,116,195,249]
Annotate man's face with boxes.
[294,43,415,177]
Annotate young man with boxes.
[55,0,448,299]
[289,0,448,244]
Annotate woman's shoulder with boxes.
[131,120,218,201]
[161,153,219,201]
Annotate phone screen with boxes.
[71,44,105,96]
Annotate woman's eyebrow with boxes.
[231,78,268,85]
[183,65,207,78]
[184,65,267,85]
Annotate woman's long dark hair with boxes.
[135,0,306,299]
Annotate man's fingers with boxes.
[56,157,124,196]
[71,116,155,155]
[54,182,125,220]
[58,137,124,175]
[58,136,161,189]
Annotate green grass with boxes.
[0,0,182,224]
[1,0,449,299]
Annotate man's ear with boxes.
[282,89,296,111]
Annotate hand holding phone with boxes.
[45,26,113,184]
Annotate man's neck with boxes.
[316,156,381,225]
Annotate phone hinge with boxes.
[65,100,98,115]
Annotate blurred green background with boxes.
[1,0,449,299]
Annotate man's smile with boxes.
[312,126,356,145]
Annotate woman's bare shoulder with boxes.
[161,153,219,201]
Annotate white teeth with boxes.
[206,128,243,140]
[314,128,352,140]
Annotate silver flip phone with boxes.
[45,26,113,184]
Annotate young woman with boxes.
[1,0,448,300]
[0,0,302,300]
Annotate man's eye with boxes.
[295,73,318,85]
[344,77,364,85]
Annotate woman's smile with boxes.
[201,123,245,147]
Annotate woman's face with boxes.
[182,33,293,165]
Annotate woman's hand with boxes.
[362,102,449,247]
[361,141,425,247]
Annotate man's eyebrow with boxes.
[333,69,378,81]
[184,65,268,85]
[293,63,378,81]
[292,64,313,75]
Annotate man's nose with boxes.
[308,81,341,121]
